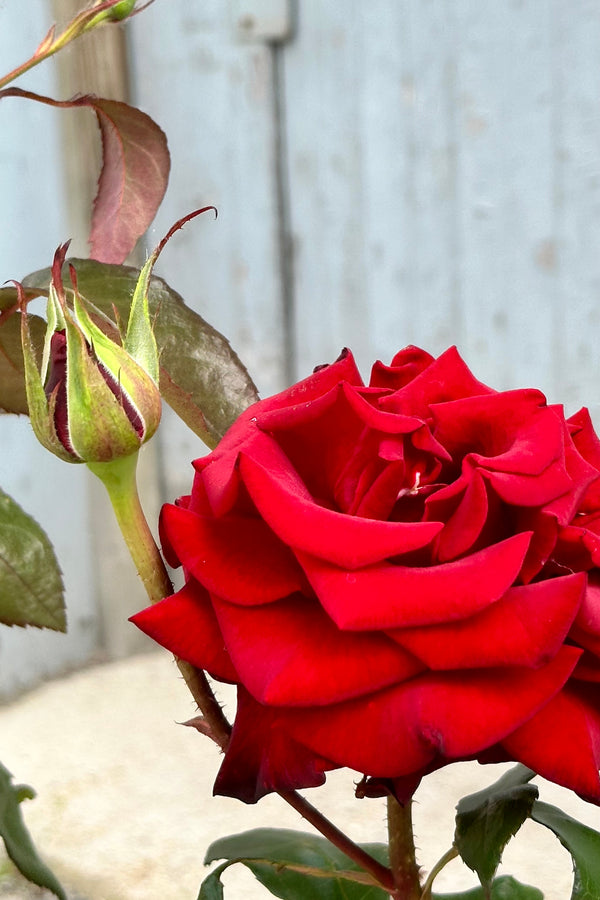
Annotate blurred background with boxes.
[2,0,600,694]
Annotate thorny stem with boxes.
[387,796,422,899]
[0,0,146,91]
[88,453,232,746]
[176,660,232,751]
[94,452,400,896]
[279,789,396,893]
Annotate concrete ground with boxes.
[0,651,597,900]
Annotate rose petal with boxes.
[130,581,238,682]
[297,532,532,630]
[378,346,494,417]
[391,573,586,669]
[369,345,436,390]
[213,687,332,802]
[256,383,433,515]
[239,438,442,568]
[212,594,424,706]
[283,646,581,777]
[573,573,600,638]
[194,349,364,516]
[502,685,600,802]
[160,504,303,605]
[569,407,600,510]
[426,469,490,560]
[431,391,561,475]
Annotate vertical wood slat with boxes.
[282,1,465,382]
[128,0,287,499]
[50,0,163,657]
[454,1,557,396]
[51,0,131,256]
[6,0,600,691]
[552,0,600,414]
[0,0,100,695]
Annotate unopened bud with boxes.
[19,243,161,464]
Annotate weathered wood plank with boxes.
[551,0,600,414]
[129,0,287,498]
[454,0,557,396]
[283,1,464,381]
[0,0,99,693]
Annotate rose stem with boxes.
[279,789,396,893]
[387,796,422,899]
[88,452,232,747]
[92,453,396,891]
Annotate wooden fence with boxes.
[2,0,600,693]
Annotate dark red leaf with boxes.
[0,88,170,264]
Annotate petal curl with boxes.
[213,687,332,803]
[212,594,424,706]
[297,532,532,630]
[239,438,442,568]
[391,573,586,669]
[160,504,303,605]
[369,345,435,390]
[502,685,600,802]
[378,346,494,417]
[283,647,581,777]
[130,581,238,682]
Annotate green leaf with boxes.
[0,287,47,415]
[531,800,600,900]
[434,875,544,900]
[454,766,538,894]
[0,761,66,900]
[0,488,65,631]
[23,260,259,445]
[201,828,390,900]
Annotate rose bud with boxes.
[20,243,161,464]
[133,345,600,807]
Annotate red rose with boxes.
[132,346,600,804]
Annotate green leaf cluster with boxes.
[200,829,390,900]
[200,768,600,900]
[453,765,600,900]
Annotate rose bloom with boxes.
[133,346,600,804]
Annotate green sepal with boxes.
[19,296,74,464]
[124,252,160,385]
[23,260,259,447]
[71,292,161,440]
[62,304,138,459]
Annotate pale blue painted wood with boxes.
[5,0,600,692]
[129,0,287,498]
[551,1,600,415]
[283,1,465,381]
[127,0,600,487]
[0,0,99,695]
[453,0,557,395]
